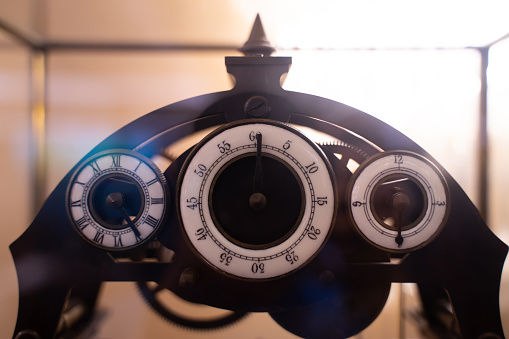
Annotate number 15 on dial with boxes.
[178,120,337,280]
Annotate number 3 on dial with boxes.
[348,151,449,252]
[67,149,169,251]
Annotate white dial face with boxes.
[68,150,167,250]
[349,151,449,252]
[178,120,336,279]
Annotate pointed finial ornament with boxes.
[239,14,276,56]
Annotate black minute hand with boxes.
[392,190,410,247]
[120,206,141,239]
[249,133,267,210]
[254,132,263,193]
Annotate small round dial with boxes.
[67,149,168,250]
[178,120,336,279]
[348,151,449,252]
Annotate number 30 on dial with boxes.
[178,120,337,280]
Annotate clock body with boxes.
[9,51,507,339]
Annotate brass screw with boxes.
[245,96,270,118]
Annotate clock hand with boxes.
[120,206,141,238]
[254,132,263,193]
[249,132,267,210]
[106,192,141,238]
[108,177,139,185]
[392,190,410,247]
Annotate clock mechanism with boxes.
[9,16,507,339]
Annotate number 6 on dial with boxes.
[348,151,450,252]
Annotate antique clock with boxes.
[10,16,507,339]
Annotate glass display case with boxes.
[1,1,508,338]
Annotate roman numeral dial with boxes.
[67,150,169,251]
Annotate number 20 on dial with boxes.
[178,120,337,279]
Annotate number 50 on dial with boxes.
[177,120,337,280]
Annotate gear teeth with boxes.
[318,140,374,161]
[136,281,249,331]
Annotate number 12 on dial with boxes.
[349,151,449,252]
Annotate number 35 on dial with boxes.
[177,120,337,280]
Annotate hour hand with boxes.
[106,192,141,238]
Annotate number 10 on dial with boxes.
[178,120,337,279]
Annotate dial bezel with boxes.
[66,149,169,251]
[348,150,450,253]
[177,119,337,280]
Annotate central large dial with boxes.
[178,120,336,279]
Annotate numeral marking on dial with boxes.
[114,235,123,248]
[249,131,259,141]
[316,197,328,206]
[195,228,207,240]
[217,140,231,154]
[151,197,163,205]
[194,164,207,177]
[146,178,158,186]
[251,262,265,274]
[219,253,233,266]
[283,140,292,150]
[111,154,121,167]
[187,197,198,210]
[145,215,159,228]
[134,161,142,172]
[90,161,101,174]
[70,200,81,207]
[305,162,319,173]
[285,251,299,265]
[75,216,89,230]
[307,226,321,240]
[93,231,105,244]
